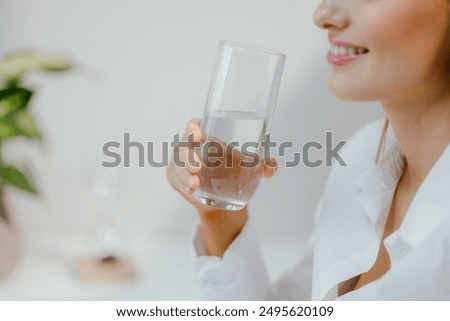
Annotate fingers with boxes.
[184,118,202,143]
[262,157,278,179]
[181,147,201,174]
[167,161,203,210]
[167,118,203,197]
[167,162,200,195]
[188,118,201,127]
[175,119,203,174]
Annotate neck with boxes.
[381,90,450,186]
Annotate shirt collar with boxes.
[354,139,450,248]
[353,140,406,238]
[313,132,450,301]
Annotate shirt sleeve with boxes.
[191,201,322,301]
[191,216,270,300]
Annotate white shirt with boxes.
[192,119,450,300]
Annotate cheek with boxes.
[328,1,450,101]
[359,1,448,82]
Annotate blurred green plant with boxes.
[0,51,71,195]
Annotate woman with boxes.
[167,0,450,300]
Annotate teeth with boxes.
[329,45,368,56]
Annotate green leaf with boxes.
[0,51,71,80]
[0,110,41,140]
[0,121,21,139]
[0,88,33,119]
[0,165,38,194]
[11,110,41,139]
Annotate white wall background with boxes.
[0,0,382,299]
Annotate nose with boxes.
[314,0,349,31]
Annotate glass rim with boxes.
[219,40,286,58]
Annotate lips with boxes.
[327,39,369,67]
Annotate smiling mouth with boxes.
[329,44,369,56]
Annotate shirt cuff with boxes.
[190,216,269,300]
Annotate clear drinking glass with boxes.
[195,40,286,210]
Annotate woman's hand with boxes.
[166,118,278,256]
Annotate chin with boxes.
[328,76,378,102]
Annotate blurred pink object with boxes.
[0,218,21,278]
